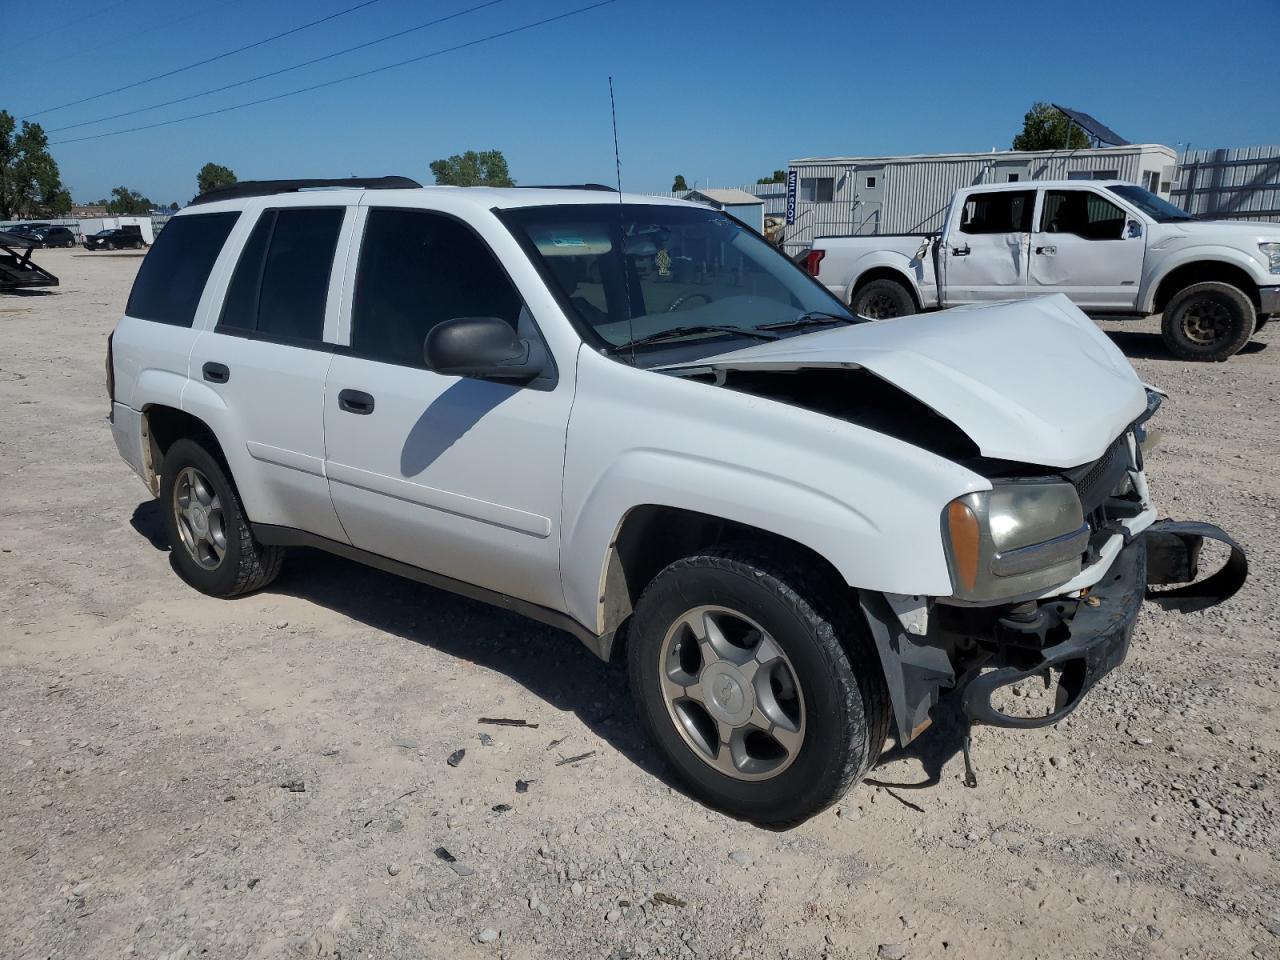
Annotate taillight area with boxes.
[105,331,116,410]
[803,248,825,278]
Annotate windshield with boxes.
[1107,185,1193,223]
[94,230,114,237]
[501,204,855,363]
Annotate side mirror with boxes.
[423,316,542,383]
[1126,219,1143,239]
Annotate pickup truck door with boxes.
[1029,188,1145,310]
[321,206,573,612]
[940,189,1034,305]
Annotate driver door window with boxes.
[1040,190,1126,240]
[1030,190,1144,309]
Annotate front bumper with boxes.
[959,519,1246,729]
[1258,285,1280,315]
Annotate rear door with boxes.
[940,189,1034,305]
[1029,187,1145,310]
[187,202,352,542]
[321,205,574,611]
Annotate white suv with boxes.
[107,177,1246,824]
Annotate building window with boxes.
[1143,170,1160,193]
[1067,169,1120,181]
[799,177,834,203]
[1006,173,1020,182]
[865,176,876,189]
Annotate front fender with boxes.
[1141,247,1269,312]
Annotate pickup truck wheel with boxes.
[851,279,915,320]
[627,547,889,825]
[159,438,284,597]
[1161,282,1255,361]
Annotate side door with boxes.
[322,206,575,612]
[1029,188,1145,310]
[940,189,1034,305]
[186,202,352,543]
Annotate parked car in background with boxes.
[106,178,1246,824]
[18,225,78,248]
[807,181,1280,361]
[84,226,146,250]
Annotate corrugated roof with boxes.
[790,144,1173,165]
[690,188,763,205]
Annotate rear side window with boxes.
[126,212,239,326]
[218,207,344,343]
[959,191,1035,234]
[350,208,523,367]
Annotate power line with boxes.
[51,0,620,146]
[7,0,136,50]
[49,0,511,134]
[25,0,391,119]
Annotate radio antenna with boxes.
[608,75,636,365]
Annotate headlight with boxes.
[943,480,1088,602]
[1260,242,1280,275]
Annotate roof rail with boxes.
[522,183,617,192]
[189,175,421,207]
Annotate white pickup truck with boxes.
[806,180,1280,361]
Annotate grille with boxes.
[1071,434,1131,515]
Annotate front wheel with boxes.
[627,547,889,826]
[159,438,283,597]
[851,278,915,320]
[1161,282,1255,361]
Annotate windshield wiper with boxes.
[608,324,780,353]
[759,310,859,332]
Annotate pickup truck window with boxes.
[126,211,239,327]
[501,204,852,363]
[350,208,523,368]
[1040,190,1126,240]
[1106,185,1194,223]
[218,208,343,343]
[959,191,1034,235]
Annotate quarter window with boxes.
[1040,190,1126,240]
[350,209,523,367]
[218,207,344,342]
[959,191,1035,234]
[126,212,239,326]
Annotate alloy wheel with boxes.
[658,605,806,781]
[172,466,227,569]
[1182,298,1232,344]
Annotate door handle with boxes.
[338,389,375,415]
[202,362,229,384]
[1035,245,1057,256]
[951,243,971,257]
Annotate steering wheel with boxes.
[666,292,712,313]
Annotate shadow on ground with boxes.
[1106,329,1268,361]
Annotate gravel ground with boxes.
[2,248,1277,960]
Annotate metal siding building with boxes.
[1172,145,1280,222]
[782,144,1177,253]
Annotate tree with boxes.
[757,169,787,184]
[0,111,72,220]
[169,201,180,211]
[106,186,152,215]
[429,149,513,187]
[197,162,237,196]
[671,174,689,192]
[1012,102,1090,151]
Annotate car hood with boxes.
[660,294,1148,469]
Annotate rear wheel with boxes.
[627,546,889,826]
[851,278,915,320]
[159,438,283,597]
[1161,282,1255,361]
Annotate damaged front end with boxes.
[860,394,1247,752]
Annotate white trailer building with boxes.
[782,144,1177,254]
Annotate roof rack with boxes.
[522,184,617,192]
[189,175,421,207]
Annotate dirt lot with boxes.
[2,248,1277,960]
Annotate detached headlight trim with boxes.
[943,480,1087,602]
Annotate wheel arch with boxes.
[1148,256,1262,314]
[139,403,231,496]
[850,266,923,312]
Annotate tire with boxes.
[627,545,890,826]
[851,278,915,320]
[159,438,284,597]
[134,240,143,250]
[1160,282,1255,361]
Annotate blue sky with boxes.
[3,0,1277,205]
